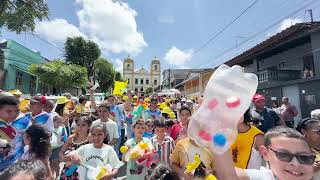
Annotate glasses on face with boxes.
[268,147,316,165]
[147,124,154,127]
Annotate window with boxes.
[15,72,23,86]
[140,79,144,84]
[154,79,157,85]
[127,79,130,84]
[30,77,36,95]
[146,79,149,85]
[127,63,130,69]
[135,78,138,84]
[135,88,138,92]
[140,87,144,92]
[154,65,158,71]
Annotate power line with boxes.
[191,0,259,56]
[198,0,319,68]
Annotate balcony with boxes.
[257,69,301,83]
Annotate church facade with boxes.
[122,56,161,93]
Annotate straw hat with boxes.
[8,89,22,95]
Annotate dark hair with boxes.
[0,160,47,180]
[243,109,252,124]
[296,118,320,133]
[147,163,180,180]
[162,113,169,119]
[76,116,93,134]
[105,94,115,100]
[179,106,191,115]
[164,119,174,128]
[264,126,307,147]
[98,103,111,111]
[133,119,145,128]
[154,119,166,128]
[55,103,66,116]
[25,124,51,159]
[91,122,109,144]
[0,96,19,109]
[272,101,279,108]
[79,95,87,104]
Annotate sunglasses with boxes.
[147,124,154,127]
[268,147,316,165]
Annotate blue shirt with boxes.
[111,105,125,130]
[251,107,281,133]
[143,131,155,139]
[145,109,162,120]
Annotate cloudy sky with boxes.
[1,0,320,72]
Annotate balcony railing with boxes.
[257,69,301,83]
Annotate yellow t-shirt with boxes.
[171,137,214,171]
[231,125,263,169]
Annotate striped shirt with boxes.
[151,135,175,163]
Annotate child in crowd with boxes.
[92,103,119,146]
[146,163,180,180]
[214,126,316,180]
[143,119,155,139]
[172,107,191,141]
[151,120,175,164]
[164,119,175,136]
[231,109,264,169]
[59,116,92,179]
[65,122,124,180]
[171,134,215,179]
[50,115,68,178]
[124,119,154,180]
[0,160,47,180]
[21,124,52,179]
[75,96,88,119]
[297,118,320,179]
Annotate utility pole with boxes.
[169,69,171,89]
[306,9,313,22]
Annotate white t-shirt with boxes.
[75,144,124,180]
[245,167,275,180]
[92,119,119,143]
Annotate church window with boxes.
[135,78,138,84]
[140,79,144,84]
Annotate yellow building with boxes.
[123,56,161,93]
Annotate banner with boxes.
[113,81,128,95]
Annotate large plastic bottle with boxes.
[188,64,258,154]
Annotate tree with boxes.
[115,71,123,81]
[29,60,88,93]
[145,87,153,94]
[95,58,115,92]
[64,36,101,78]
[0,0,49,33]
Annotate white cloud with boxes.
[158,16,175,24]
[113,58,123,73]
[164,46,193,66]
[0,37,7,43]
[266,18,303,37]
[279,18,303,31]
[76,0,147,55]
[35,19,85,43]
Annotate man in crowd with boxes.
[280,97,298,128]
[145,98,162,120]
[251,94,285,133]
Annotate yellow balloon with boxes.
[120,146,128,154]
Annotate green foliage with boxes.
[0,0,49,33]
[95,58,115,92]
[145,87,153,94]
[115,71,123,81]
[64,37,101,77]
[28,60,88,88]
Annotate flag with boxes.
[113,81,128,95]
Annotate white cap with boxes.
[186,99,193,103]
[311,109,320,120]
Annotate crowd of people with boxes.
[0,88,319,180]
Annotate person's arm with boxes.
[109,124,119,146]
[89,89,98,111]
[100,169,118,180]
[291,105,298,117]
[274,111,285,126]
[59,136,73,162]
